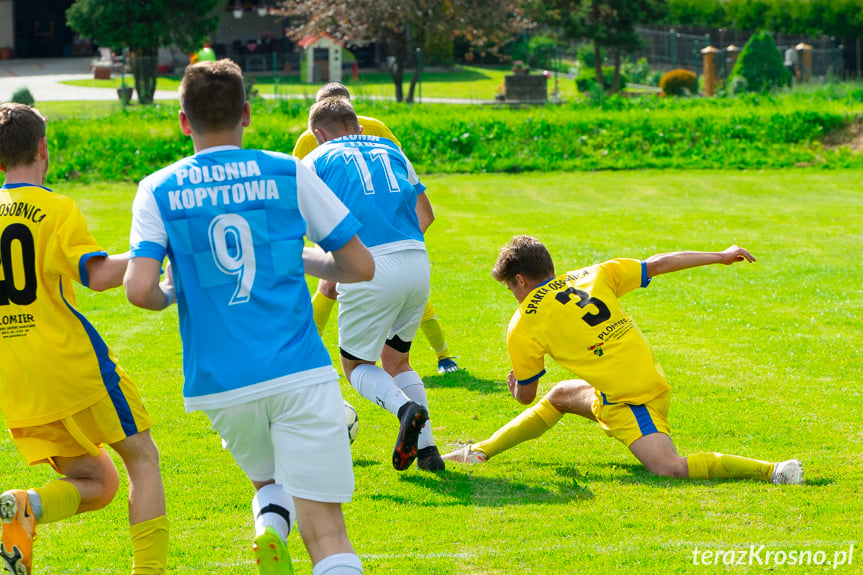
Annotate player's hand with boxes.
[720,245,756,265]
[507,370,517,399]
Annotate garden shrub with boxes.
[729,30,791,93]
[660,69,697,96]
[10,87,35,106]
[528,34,558,71]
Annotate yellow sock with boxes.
[474,398,563,458]
[33,479,81,524]
[686,452,773,481]
[311,291,337,336]
[419,301,449,359]
[130,515,170,575]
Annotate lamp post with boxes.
[416,48,423,103]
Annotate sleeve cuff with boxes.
[640,260,652,288]
[316,215,361,253]
[78,251,109,288]
[517,369,546,385]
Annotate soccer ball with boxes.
[344,400,359,444]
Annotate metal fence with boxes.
[633,26,845,81]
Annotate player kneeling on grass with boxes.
[444,236,803,485]
[0,103,168,575]
[125,60,373,575]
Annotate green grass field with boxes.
[1,170,861,573]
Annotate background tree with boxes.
[666,0,726,28]
[728,30,791,92]
[280,0,530,103]
[528,0,667,92]
[66,0,221,104]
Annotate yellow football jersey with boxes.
[0,184,123,427]
[292,115,403,159]
[507,258,670,405]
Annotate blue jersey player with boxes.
[124,60,373,575]
[303,97,444,473]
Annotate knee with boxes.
[646,456,688,479]
[82,462,121,512]
[546,380,592,411]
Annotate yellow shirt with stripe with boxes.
[0,184,124,428]
[292,115,402,159]
[507,258,670,405]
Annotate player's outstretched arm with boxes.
[303,236,374,284]
[645,245,756,278]
[124,257,175,310]
[86,251,130,292]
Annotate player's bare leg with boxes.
[110,430,169,575]
[628,433,689,478]
[628,433,792,482]
[293,498,355,566]
[444,380,594,464]
[544,380,597,421]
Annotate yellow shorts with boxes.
[591,390,671,447]
[10,371,153,467]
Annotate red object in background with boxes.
[352,62,358,81]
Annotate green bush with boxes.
[10,87,35,106]
[24,95,860,185]
[622,58,652,85]
[528,34,558,71]
[660,69,698,96]
[576,67,629,93]
[729,30,792,93]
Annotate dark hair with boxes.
[308,96,360,136]
[316,82,351,101]
[492,235,555,284]
[179,59,245,134]
[0,103,46,170]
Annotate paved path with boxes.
[1,57,501,105]
[1,57,175,102]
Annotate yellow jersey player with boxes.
[0,103,168,575]
[444,235,803,485]
[293,82,459,374]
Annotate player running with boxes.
[0,103,168,575]
[444,236,803,485]
[303,96,445,472]
[125,60,372,575]
[294,83,460,375]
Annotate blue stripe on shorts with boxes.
[629,404,658,436]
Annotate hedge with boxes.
[29,94,863,183]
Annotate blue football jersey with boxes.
[130,146,360,411]
[304,135,426,256]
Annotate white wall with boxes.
[0,0,14,50]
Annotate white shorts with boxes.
[202,380,354,503]
[337,249,430,361]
